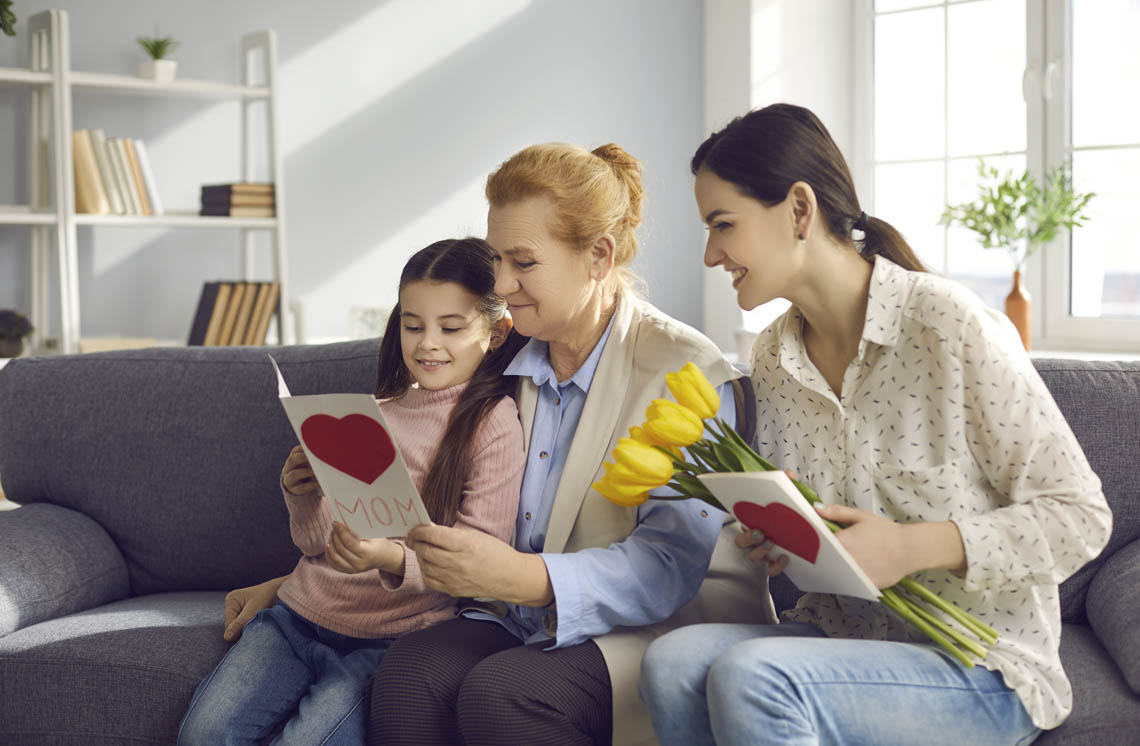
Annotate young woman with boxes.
[639,103,1112,746]
[177,237,527,746]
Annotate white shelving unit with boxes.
[0,9,290,354]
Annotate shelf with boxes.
[70,71,270,99]
[0,206,58,225]
[73,211,278,229]
[0,66,53,86]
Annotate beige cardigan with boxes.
[516,293,778,746]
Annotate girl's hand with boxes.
[735,527,791,577]
[815,504,912,589]
[325,522,404,575]
[406,524,553,606]
[223,575,288,642]
[282,445,318,497]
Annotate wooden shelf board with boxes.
[0,206,58,225]
[70,71,270,99]
[73,211,278,228]
[0,67,53,85]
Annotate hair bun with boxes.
[591,143,644,229]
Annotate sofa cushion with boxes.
[1085,537,1140,694]
[0,592,230,745]
[0,339,380,595]
[1034,623,1140,746]
[1034,360,1140,623]
[0,503,129,636]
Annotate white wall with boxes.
[0,0,708,344]
[701,0,855,358]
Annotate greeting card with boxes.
[271,356,431,538]
[699,471,881,602]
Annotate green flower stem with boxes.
[882,588,974,668]
[904,597,988,661]
[898,577,999,645]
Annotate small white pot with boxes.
[138,58,178,82]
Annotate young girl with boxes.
[177,237,527,746]
[639,104,1112,746]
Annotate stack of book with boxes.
[72,129,163,216]
[187,280,280,346]
[199,183,276,218]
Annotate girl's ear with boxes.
[487,315,513,351]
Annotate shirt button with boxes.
[555,397,562,406]
[700,510,708,518]
[540,451,549,459]
[525,512,532,520]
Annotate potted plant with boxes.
[0,309,33,358]
[1,0,16,37]
[137,29,179,82]
[940,160,1094,350]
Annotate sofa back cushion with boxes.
[1035,359,1140,623]
[0,340,380,595]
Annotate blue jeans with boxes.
[640,622,1041,746]
[177,602,392,746]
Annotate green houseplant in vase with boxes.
[137,29,179,82]
[940,160,1094,350]
[0,309,33,358]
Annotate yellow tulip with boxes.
[592,473,651,507]
[628,424,684,459]
[665,362,720,420]
[611,438,675,485]
[644,398,704,447]
[602,460,668,489]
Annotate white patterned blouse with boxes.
[750,254,1112,730]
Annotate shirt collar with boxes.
[504,312,618,394]
[775,255,909,372]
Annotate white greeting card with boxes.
[271,356,431,539]
[698,471,881,602]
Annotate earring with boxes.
[797,233,805,242]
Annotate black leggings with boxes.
[368,617,613,746]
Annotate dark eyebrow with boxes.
[400,311,470,322]
[703,209,729,224]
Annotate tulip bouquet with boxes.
[592,362,999,668]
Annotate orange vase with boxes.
[1004,269,1032,351]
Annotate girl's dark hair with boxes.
[374,237,527,527]
[691,103,926,272]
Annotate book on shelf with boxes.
[201,182,275,198]
[122,139,152,216]
[199,204,276,218]
[72,130,110,215]
[201,192,276,208]
[227,280,260,345]
[88,129,125,215]
[202,282,233,346]
[132,140,164,216]
[107,138,141,215]
[187,281,222,345]
[188,280,279,347]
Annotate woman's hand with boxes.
[735,527,791,577]
[281,445,318,497]
[406,524,553,607]
[325,521,404,576]
[223,575,288,642]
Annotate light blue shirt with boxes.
[473,316,736,648]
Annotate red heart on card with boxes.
[300,414,396,485]
[733,501,820,564]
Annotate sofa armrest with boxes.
[1085,537,1140,695]
[0,503,130,636]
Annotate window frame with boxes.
[855,0,1140,354]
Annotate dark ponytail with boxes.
[373,237,527,527]
[692,103,926,273]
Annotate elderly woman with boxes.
[225,142,776,745]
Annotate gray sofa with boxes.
[0,343,1137,744]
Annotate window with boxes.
[860,0,1140,352]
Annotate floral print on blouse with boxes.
[750,255,1112,730]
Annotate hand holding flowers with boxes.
[592,362,999,668]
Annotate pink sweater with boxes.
[277,384,524,638]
